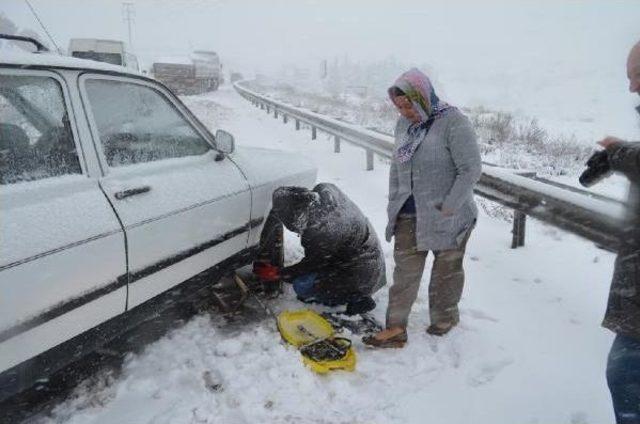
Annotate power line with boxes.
[23,0,61,54]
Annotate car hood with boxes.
[229,146,317,190]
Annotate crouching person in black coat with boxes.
[256,183,386,315]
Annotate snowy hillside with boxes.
[40,87,618,424]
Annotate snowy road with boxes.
[42,86,617,424]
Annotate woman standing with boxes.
[364,68,481,347]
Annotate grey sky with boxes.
[2,0,639,75]
[2,0,640,139]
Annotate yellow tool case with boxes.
[277,309,356,373]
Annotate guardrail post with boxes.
[334,136,341,153]
[511,210,526,248]
[366,150,374,170]
[260,103,264,110]
[295,119,300,130]
[266,105,270,113]
[311,126,317,140]
[274,109,279,119]
[283,114,288,124]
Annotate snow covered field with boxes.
[38,86,620,424]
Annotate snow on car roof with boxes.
[154,56,193,65]
[1,51,142,76]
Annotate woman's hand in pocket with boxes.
[441,207,455,217]
[435,203,455,217]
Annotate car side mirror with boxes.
[215,129,235,155]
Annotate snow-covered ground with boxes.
[41,86,619,424]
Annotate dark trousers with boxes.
[607,333,640,423]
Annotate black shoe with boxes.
[345,297,376,316]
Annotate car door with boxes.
[79,74,252,309]
[0,69,127,377]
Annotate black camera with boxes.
[579,149,612,187]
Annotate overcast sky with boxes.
[2,0,640,138]
[2,0,639,75]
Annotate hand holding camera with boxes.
[579,149,612,187]
[578,136,626,187]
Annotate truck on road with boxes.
[152,51,222,95]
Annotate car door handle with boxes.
[114,185,151,200]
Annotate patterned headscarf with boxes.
[388,68,455,163]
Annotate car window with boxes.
[84,79,211,168]
[0,75,81,185]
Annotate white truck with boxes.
[68,38,140,72]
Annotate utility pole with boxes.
[121,2,135,47]
[320,59,327,79]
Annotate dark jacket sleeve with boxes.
[608,141,640,183]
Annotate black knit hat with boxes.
[272,186,317,232]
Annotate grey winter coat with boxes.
[386,110,482,251]
[602,141,640,340]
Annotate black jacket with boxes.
[602,141,640,340]
[281,183,386,304]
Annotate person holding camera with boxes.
[590,40,640,424]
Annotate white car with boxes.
[0,36,316,400]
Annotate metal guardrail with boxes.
[233,82,628,252]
